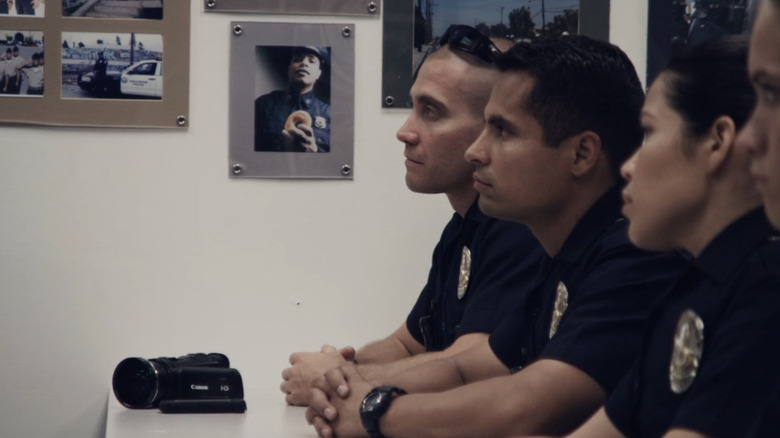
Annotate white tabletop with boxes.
[105,388,317,437]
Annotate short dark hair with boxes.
[663,35,755,139]
[496,36,645,178]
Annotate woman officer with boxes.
[531,35,780,438]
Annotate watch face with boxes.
[363,391,385,412]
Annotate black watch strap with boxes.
[359,386,407,438]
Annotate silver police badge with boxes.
[669,309,704,394]
[549,282,569,339]
[315,116,327,129]
[457,246,471,300]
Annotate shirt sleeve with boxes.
[540,235,684,393]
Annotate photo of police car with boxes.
[120,59,162,99]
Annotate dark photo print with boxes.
[412,0,580,73]
[254,45,331,153]
[0,0,45,17]
[62,0,163,19]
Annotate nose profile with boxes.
[397,117,419,146]
[620,151,637,182]
[465,130,489,165]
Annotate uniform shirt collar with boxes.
[554,185,623,263]
[693,207,775,284]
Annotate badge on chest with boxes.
[457,246,471,300]
[669,309,704,394]
[549,281,569,339]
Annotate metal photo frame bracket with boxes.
[228,22,355,180]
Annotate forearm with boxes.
[381,360,606,438]
[359,332,491,383]
[359,349,459,383]
[381,376,536,438]
[354,337,416,365]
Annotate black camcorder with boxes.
[112,353,246,413]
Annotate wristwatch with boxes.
[359,386,407,438]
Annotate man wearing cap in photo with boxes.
[254,46,331,153]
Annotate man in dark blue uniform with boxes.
[0,0,10,14]
[92,51,108,95]
[279,30,546,407]
[254,46,330,153]
[305,36,688,438]
[15,0,35,15]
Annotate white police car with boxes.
[120,59,162,98]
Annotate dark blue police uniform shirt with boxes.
[254,90,330,152]
[406,198,547,351]
[605,208,780,438]
[488,187,688,393]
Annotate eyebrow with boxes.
[414,94,446,110]
[486,114,510,128]
[750,69,773,85]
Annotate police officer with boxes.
[280,30,546,407]
[306,36,688,438]
[254,46,330,153]
[562,36,780,438]
[92,51,108,95]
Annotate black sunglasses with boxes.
[439,24,502,64]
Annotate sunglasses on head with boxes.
[439,24,502,64]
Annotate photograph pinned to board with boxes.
[63,0,163,19]
[229,22,355,179]
[0,0,189,128]
[381,0,610,108]
[0,29,44,97]
[0,0,45,17]
[203,0,381,17]
[62,32,163,100]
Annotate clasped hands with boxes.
[280,344,373,437]
[306,364,374,438]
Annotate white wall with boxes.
[0,2,648,437]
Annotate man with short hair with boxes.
[6,46,26,94]
[1,48,15,93]
[280,27,546,407]
[255,46,331,152]
[306,36,687,438]
[19,51,43,95]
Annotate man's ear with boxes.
[569,131,602,178]
[706,116,736,175]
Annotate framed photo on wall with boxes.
[0,0,189,128]
[228,22,355,179]
[203,0,382,17]
[381,0,610,108]
[646,0,755,85]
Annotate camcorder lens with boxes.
[112,357,160,408]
